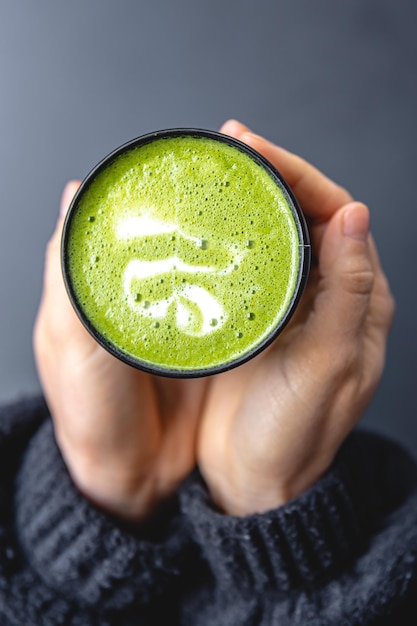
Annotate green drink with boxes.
[62,129,310,377]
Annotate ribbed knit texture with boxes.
[0,395,416,624]
[181,465,367,592]
[15,420,191,611]
[180,434,417,625]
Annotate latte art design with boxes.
[118,213,251,337]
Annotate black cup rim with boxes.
[61,128,311,378]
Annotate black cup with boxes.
[61,129,311,378]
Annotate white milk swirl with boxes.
[117,214,248,337]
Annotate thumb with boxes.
[303,202,373,354]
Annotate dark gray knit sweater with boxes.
[0,396,416,625]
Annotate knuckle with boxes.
[314,343,359,385]
[372,284,396,331]
[384,291,396,327]
[341,266,374,296]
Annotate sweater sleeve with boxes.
[5,397,417,624]
[14,414,192,613]
[179,431,417,624]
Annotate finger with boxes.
[301,202,374,360]
[219,119,251,136]
[44,180,81,299]
[60,180,81,218]
[368,236,395,313]
[365,236,396,335]
[36,180,91,344]
[220,119,352,222]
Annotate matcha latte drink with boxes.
[62,129,310,377]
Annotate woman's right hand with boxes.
[34,181,208,520]
[197,121,395,516]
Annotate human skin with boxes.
[33,120,395,519]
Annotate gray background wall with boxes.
[0,1,416,456]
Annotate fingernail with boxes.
[220,119,251,138]
[343,204,370,241]
[241,131,263,142]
